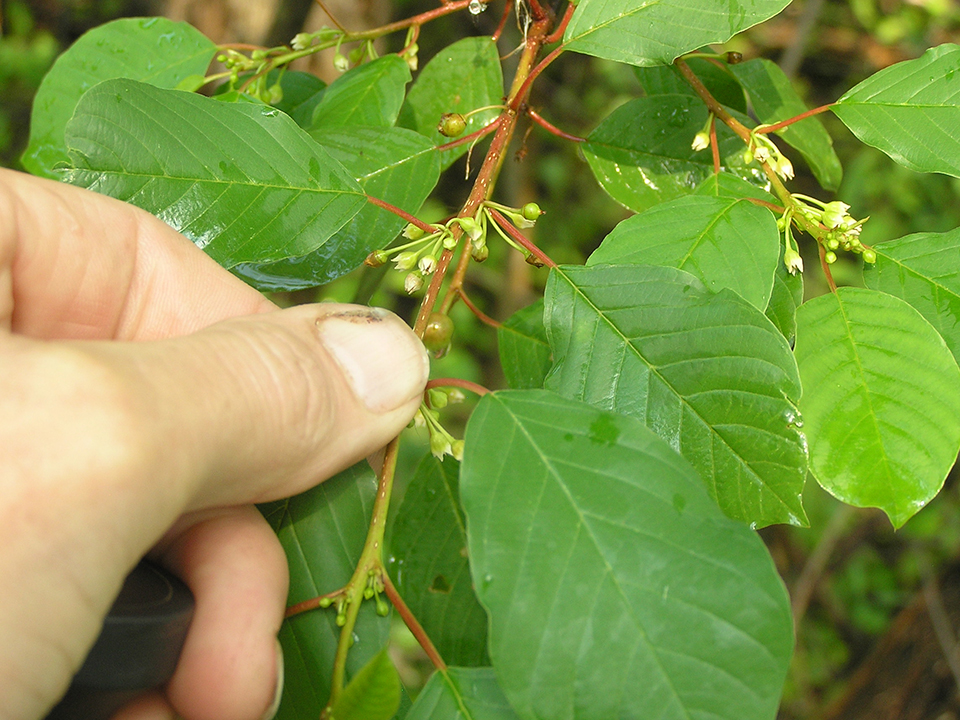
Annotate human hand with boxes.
[0,168,429,720]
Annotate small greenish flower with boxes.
[862,248,877,264]
[404,272,424,294]
[691,130,710,152]
[291,32,313,50]
[333,53,350,72]
[402,223,425,240]
[784,247,803,275]
[418,254,437,275]
[821,201,851,229]
[394,251,418,271]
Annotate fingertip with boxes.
[111,691,176,720]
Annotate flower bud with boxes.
[522,202,543,222]
[821,201,851,229]
[428,388,448,409]
[394,251,418,271]
[862,248,877,264]
[451,439,465,461]
[402,223,426,240]
[471,243,489,262]
[404,272,424,294]
[691,131,710,152]
[364,250,388,267]
[438,112,467,138]
[333,53,350,72]
[742,148,754,164]
[784,247,803,275]
[423,312,454,354]
[291,32,313,51]
[458,216,483,241]
[430,432,452,459]
[442,232,459,250]
[418,254,437,275]
[824,250,837,264]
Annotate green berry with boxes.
[824,250,837,264]
[471,243,489,262]
[438,112,467,138]
[364,250,388,267]
[423,312,454,354]
[726,51,743,64]
[522,202,543,222]
[862,248,877,264]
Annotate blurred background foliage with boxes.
[5,0,960,716]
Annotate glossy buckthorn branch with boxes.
[527,107,584,142]
[284,588,342,618]
[426,377,491,397]
[492,0,514,42]
[509,43,565,112]
[365,194,436,235]
[456,287,502,328]
[487,208,557,268]
[709,113,721,173]
[544,2,575,44]
[819,243,838,292]
[753,104,835,135]
[435,115,503,152]
[381,572,447,671]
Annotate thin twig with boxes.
[457,287,502,327]
[819,243,837,292]
[488,208,557,268]
[426,377,491,396]
[382,572,447,671]
[365,194,435,234]
[544,2,574,44]
[285,590,341,618]
[527,108,584,142]
[754,104,834,135]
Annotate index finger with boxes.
[0,168,273,341]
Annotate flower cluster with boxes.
[790,194,873,265]
[413,388,467,460]
[364,200,544,294]
[744,128,794,181]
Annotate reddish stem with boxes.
[509,44,565,112]
[528,108,584,142]
[492,0,514,42]
[365,194,435,234]
[709,114,720,174]
[382,573,447,671]
[545,2,575,44]
[745,197,786,214]
[457,287,502,327]
[754,104,835,134]
[426,377,491,396]
[819,244,838,292]
[488,209,557,268]
[527,0,549,21]
[284,590,341,618]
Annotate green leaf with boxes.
[62,79,365,269]
[311,56,411,129]
[398,37,503,169]
[694,170,776,202]
[764,249,803,345]
[330,649,402,720]
[406,668,519,720]
[497,300,552,390]
[863,228,960,362]
[833,43,960,177]
[389,455,489,667]
[635,58,747,113]
[259,463,392,720]
[233,126,439,290]
[22,17,217,178]
[213,69,328,128]
[544,264,807,527]
[587,195,780,310]
[795,288,960,527]
[729,58,842,190]
[461,390,794,720]
[563,0,791,66]
[582,95,760,213]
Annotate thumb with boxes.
[99,303,429,510]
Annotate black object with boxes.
[45,560,194,720]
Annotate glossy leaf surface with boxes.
[260,463,392,720]
[233,126,439,290]
[795,288,960,527]
[729,58,842,190]
[588,195,780,310]
[22,17,216,178]
[635,58,747,113]
[398,37,503,169]
[330,649,401,720]
[833,43,960,177]
[863,228,960,362]
[406,668,519,720]
[62,79,365,269]
[497,300,552,390]
[583,95,759,213]
[544,265,807,527]
[564,0,790,66]
[694,170,776,202]
[310,55,411,129]
[390,455,489,667]
[461,390,794,720]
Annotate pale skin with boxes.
[0,168,429,720]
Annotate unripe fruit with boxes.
[423,312,454,354]
[364,250,388,267]
[438,112,467,138]
[726,51,743,64]
[862,248,877,264]
[522,202,543,221]
[824,250,837,264]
